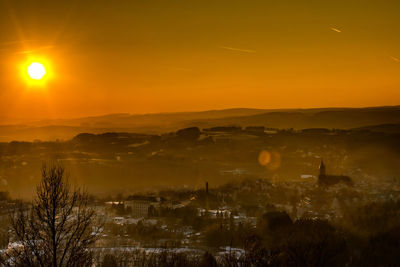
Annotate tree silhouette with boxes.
[281,219,348,267]
[2,163,100,267]
[101,254,118,267]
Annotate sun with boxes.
[20,57,53,87]
[27,62,46,80]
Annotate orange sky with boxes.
[0,0,399,123]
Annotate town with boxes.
[1,126,399,265]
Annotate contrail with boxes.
[219,46,256,53]
[391,56,400,62]
[331,27,342,33]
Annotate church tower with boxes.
[319,159,326,176]
[318,158,352,186]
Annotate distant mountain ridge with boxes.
[1,106,400,142]
[184,106,400,130]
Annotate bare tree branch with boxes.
[1,163,100,267]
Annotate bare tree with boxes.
[2,163,101,267]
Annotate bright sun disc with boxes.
[27,62,46,80]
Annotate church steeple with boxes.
[319,159,326,176]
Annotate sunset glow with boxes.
[0,2,399,264]
[0,0,399,122]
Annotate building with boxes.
[125,195,164,218]
[318,159,352,186]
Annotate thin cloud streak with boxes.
[0,39,34,47]
[331,27,342,33]
[0,45,55,55]
[219,46,256,53]
[15,45,55,54]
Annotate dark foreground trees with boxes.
[280,219,348,266]
[1,163,100,267]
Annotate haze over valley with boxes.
[1,105,400,142]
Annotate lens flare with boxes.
[258,150,272,166]
[258,150,281,170]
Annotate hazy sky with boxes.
[0,0,399,122]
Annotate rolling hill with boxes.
[1,106,400,142]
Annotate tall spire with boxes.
[319,159,326,176]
